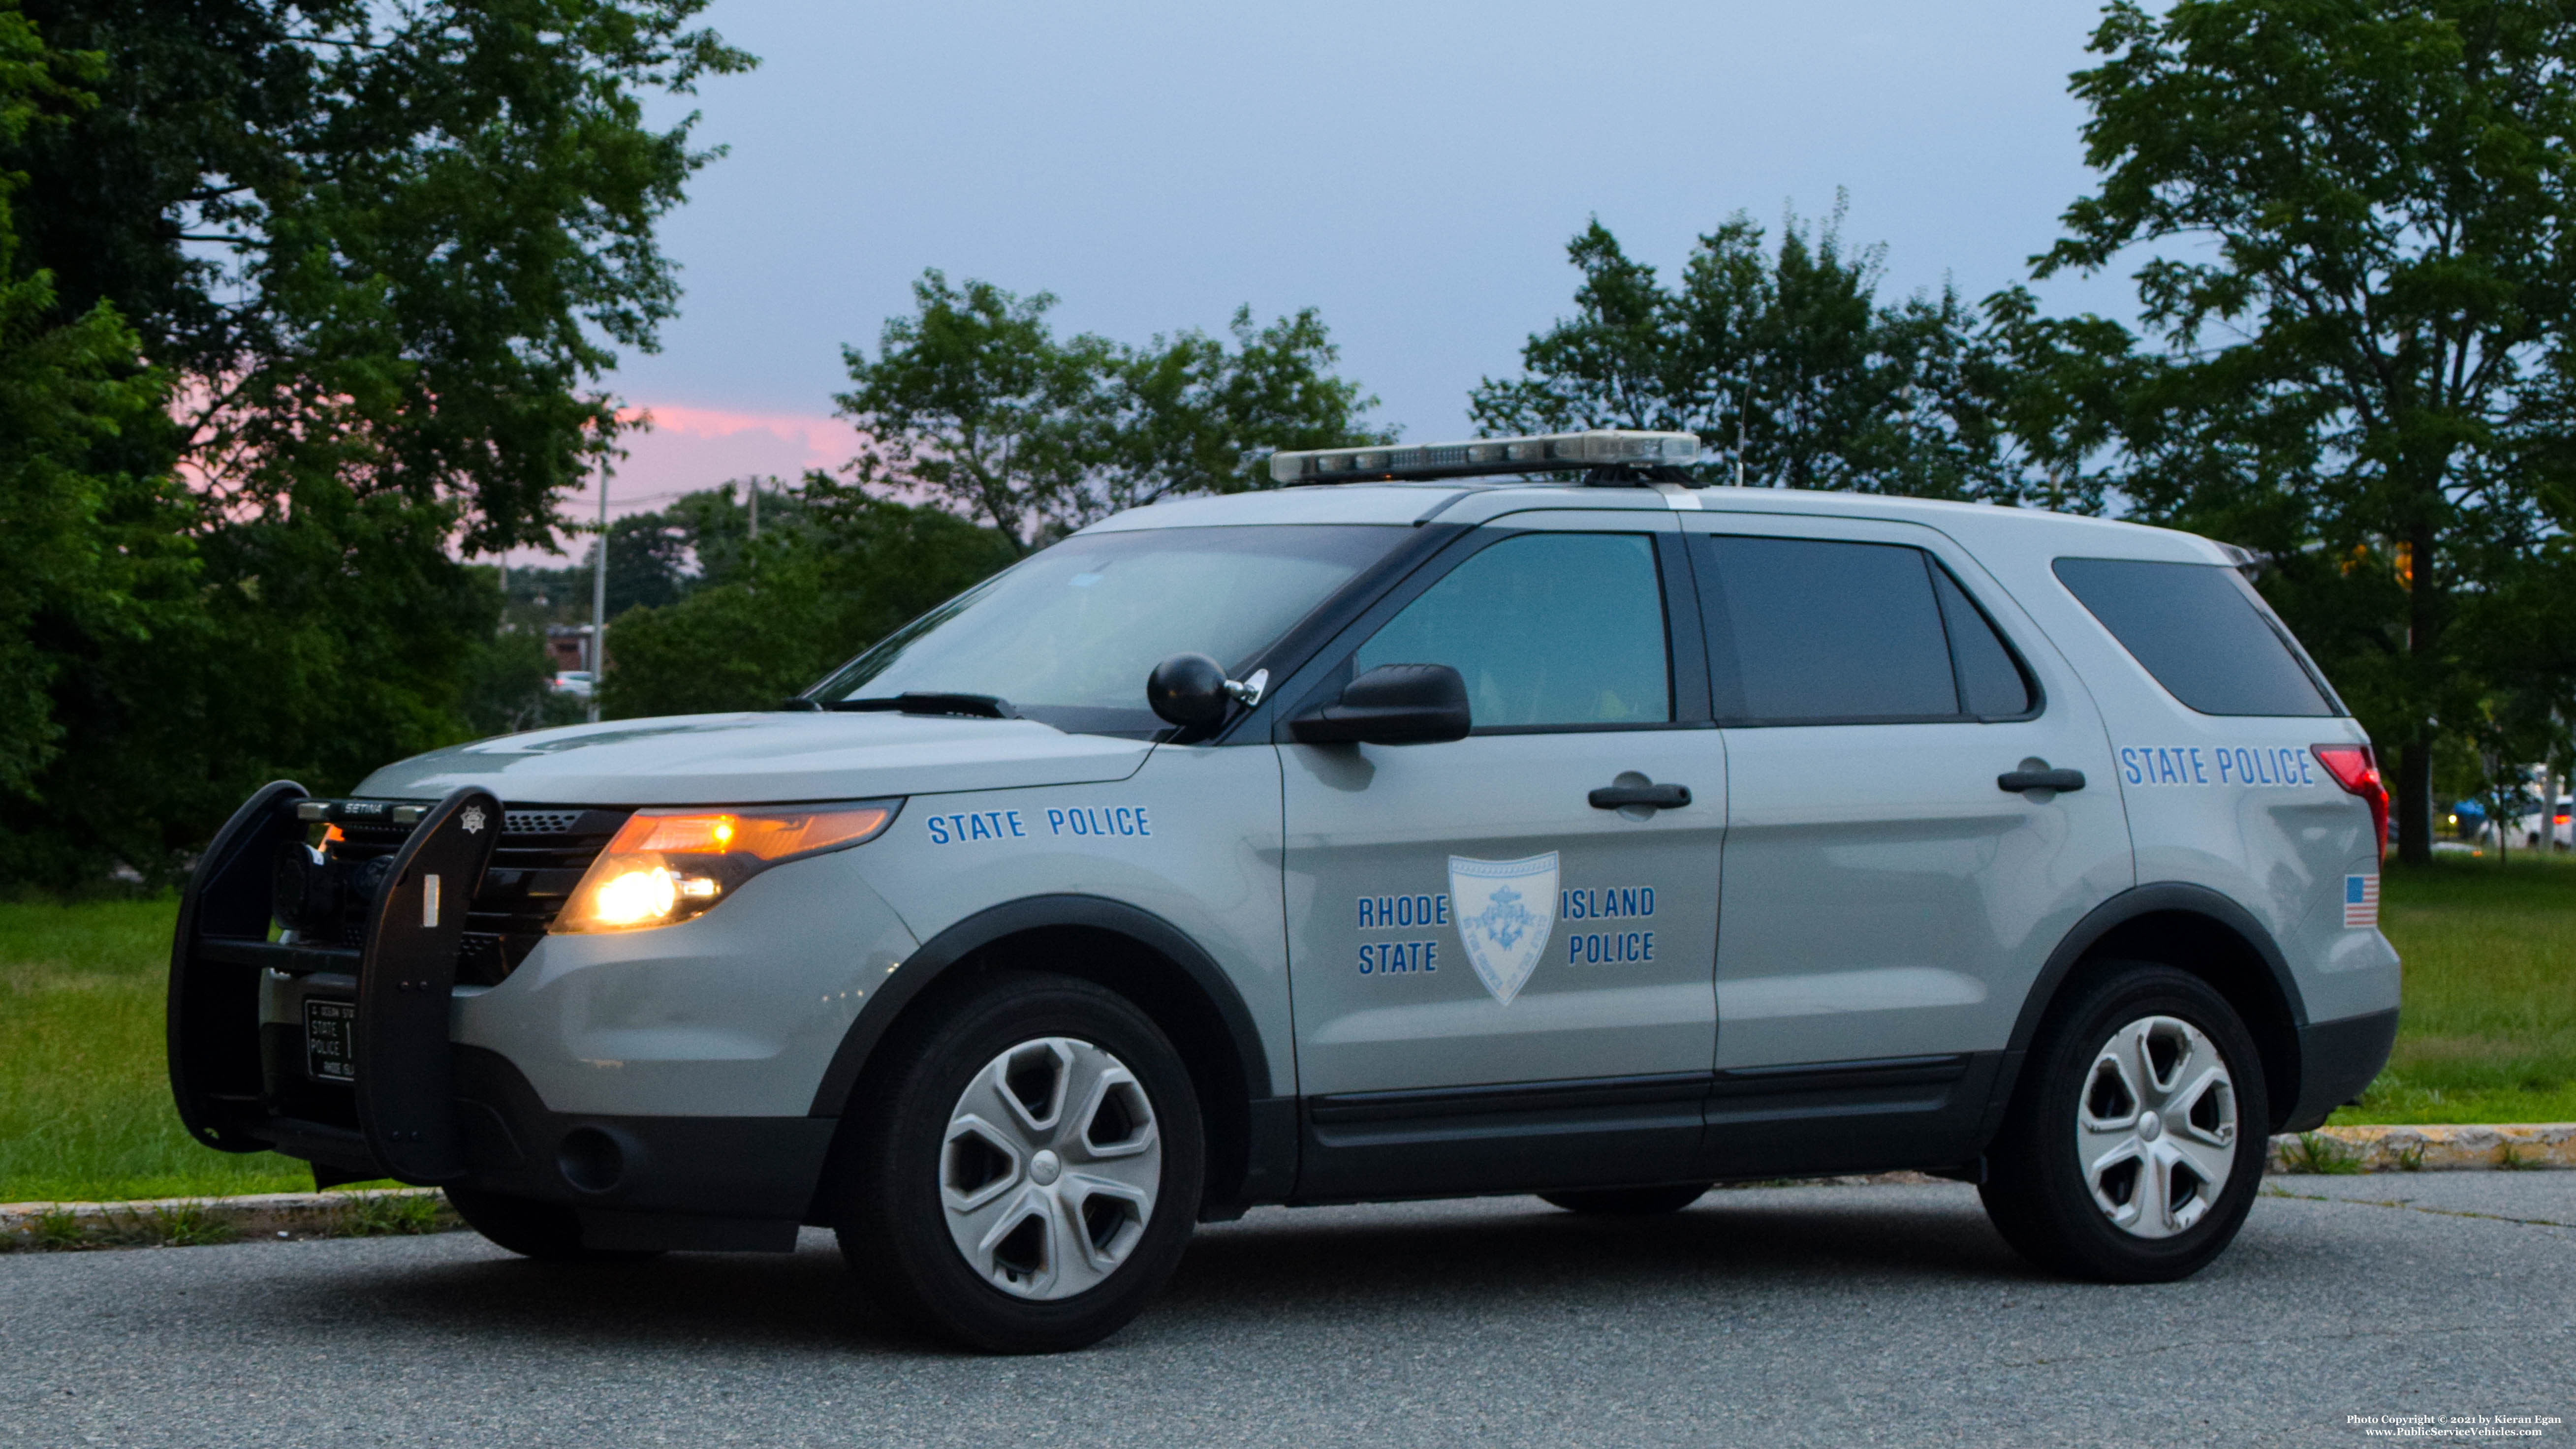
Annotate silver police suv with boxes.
[170,430,2398,1352]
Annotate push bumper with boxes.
[168,782,834,1250]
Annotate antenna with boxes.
[1735,387,1747,489]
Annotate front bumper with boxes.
[168,782,845,1250]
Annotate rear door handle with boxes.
[1590,782,1692,810]
[1998,768,2086,793]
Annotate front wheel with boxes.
[1980,962,2270,1283]
[831,971,1205,1353]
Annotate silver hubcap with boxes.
[941,1037,1161,1299]
[2077,1015,2238,1238]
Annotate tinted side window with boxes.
[1932,567,2035,717]
[2053,557,2335,717]
[1696,536,1958,722]
[1356,532,1670,728]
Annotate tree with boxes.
[834,271,1389,547]
[8,0,751,551]
[2037,0,2576,863]
[0,0,752,883]
[1470,201,2089,507]
[1093,306,1390,515]
[599,483,1019,718]
[833,271,1104,552]
[0,3,192,802]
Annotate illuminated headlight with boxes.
[554,801,899,933]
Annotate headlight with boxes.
[553,801,899,934]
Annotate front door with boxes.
[1280,516,1726,1197]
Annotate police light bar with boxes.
[1268,430,1702,486]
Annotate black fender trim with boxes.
[2284,1007,2399,1133]
[1985,882,2313,1139]
[804,894,1292,1210]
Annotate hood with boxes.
[352,711,1154,806]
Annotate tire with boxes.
[830,970,1205,1354]
[1980,962,2271,1283]
[443,1186,661,1263]
[1539,1183,1711,1215]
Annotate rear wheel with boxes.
[443,1186,660,1263]
[1539,1183,1711,1215]
[831,971,1204,1353]
[1980,962,2269,1283]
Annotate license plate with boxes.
[304,998,357,1082]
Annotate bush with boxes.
[601,496,1016,718]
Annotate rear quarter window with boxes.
[2052,556,2339,717]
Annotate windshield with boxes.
[810,524,1406,734]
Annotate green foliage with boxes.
[2282,1133,2362,1174]
[9,0,753,551]
[836,270,1389,549]
[0,486,506,882]
[600,487,1019,718]
[0,3,193,802]
[1470,199,2090,508]
[2032,0,2576,861]
[459,590,585,739]
[0,0,752,884]
[335,1191,442,1236]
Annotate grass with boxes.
[3,856,2571,1202]
[0,896,369,1202]
[2334,853,2576,1127]
[2279,1132,2362,1173]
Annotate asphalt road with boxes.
[3,1174,2569,1449]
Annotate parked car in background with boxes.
[549,670,595,700]
[2516,796,2572,848]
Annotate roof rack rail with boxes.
[1268,430,1702,487]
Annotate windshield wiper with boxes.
[826,692,1019,720]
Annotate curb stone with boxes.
[0,1188,458,1251]
[3,1125,2567,1253]
[2265,1123,2576,1173]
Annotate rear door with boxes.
[1681,515,2133,1169]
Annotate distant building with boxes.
[545,623,596,675]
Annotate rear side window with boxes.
[2052,557,2337,718]
[1693,536,2034,724]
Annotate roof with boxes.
[1076,481,2230,566]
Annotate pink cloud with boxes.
[607,402,864,497]
[505,401,867,563]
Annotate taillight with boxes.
[2312,743,2388,861]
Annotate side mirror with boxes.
[1147,652,1232,729]
[1289,663,1471,745]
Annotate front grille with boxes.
[466,805,630,980]
[319,801,629,984]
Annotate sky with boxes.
[547,0,2140,555]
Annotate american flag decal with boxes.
[2343,874,2380,928]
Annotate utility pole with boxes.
[588,456,607,724]
[748,476,759,540]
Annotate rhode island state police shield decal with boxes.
[1448,852,1560,1006]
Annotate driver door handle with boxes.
[1590,782,1692,810]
